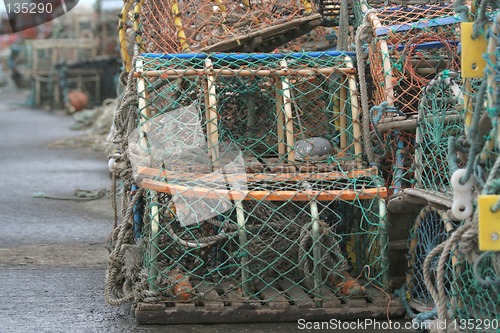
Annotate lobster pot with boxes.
[445,12,500,326]
[413,72,466,198]
[138,174,389,321]
[131,52,398,323]
[362,4,460,191]
[404,207,500,324]
[118,0,327,72]
[28,39,98,74]
[27,39,98,107]
[367,4,460,116]
[403,208,500,324]
[59,68,101,108]
[413,7,498,196]
[133,52,364,170]
[138,0,321,54]
[405,13,500,325]
[404,206,456,312]
[395,77,481,194]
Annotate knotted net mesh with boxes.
[445,10,500,327]
[364,3,461,191]
[405,9,500,327]
[413,71,466,198]
[405,206,456,312]
[118,0,335,72]
[129,52,390,304]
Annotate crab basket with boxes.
[129,51,403,323]
[403,205,457,313]
[366,3,460,115]
[117,0,330,73]
[440,11,500,328]
[401,11,500,326]
[412,71,466,199]
[359,3,461,192]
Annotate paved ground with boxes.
[0,87,415,333]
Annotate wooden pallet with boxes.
[135,281,405,324]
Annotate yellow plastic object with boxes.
[134,0,145,54]
[478,195,500,251]
[171,0,190,52]
[461,22,488,78]
[119,0,132,72]
[301,0,313,13]
[213,0,227,13]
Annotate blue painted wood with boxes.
[375,16,460,36]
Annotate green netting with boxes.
[445,10,500,329]
[142,183,388,302]
[128,52,390,304]
[403,205,500,327]
[419,238,500,329]
[405,205,457,311]
[412,10,500,330]
[448,251,500,328]
[133,52,364,169]
[485,12,500,163]
[413,71,466,198]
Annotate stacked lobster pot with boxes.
[107,0,405,323]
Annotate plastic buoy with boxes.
[171,271,192,300]
[294,137,334,161]
[66,89,89,113]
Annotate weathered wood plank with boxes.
[135,301,406,324]
[195,282,225,311]
[365,285,396,308]
[219,282,261,309]
[256,282,289,309]
[318,285,342,308]
[404,188,453,209]
[277,279,315,309]
[218,282,244,306]
[136,303,166,311]
[340,295,368,308]
[135,284,407,324]
[175,302,196,311]
[387,191,427,213]
[200,14,322,53]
